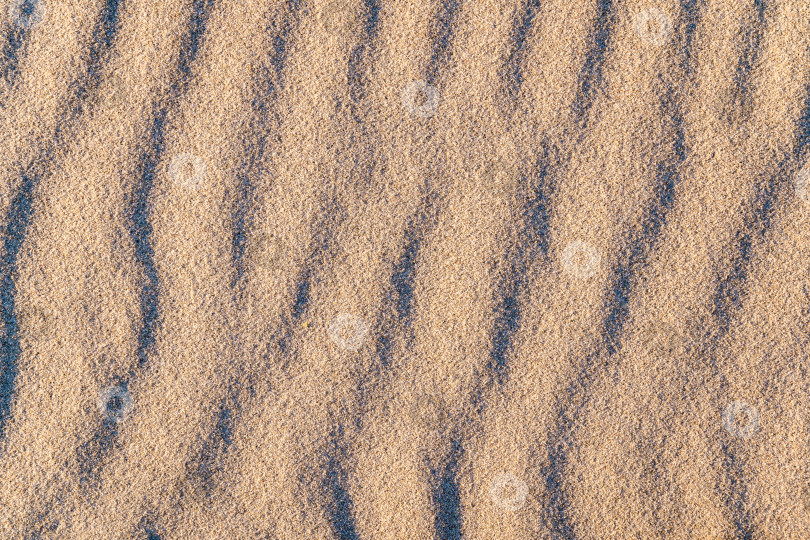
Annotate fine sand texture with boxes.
[2,0,810,538]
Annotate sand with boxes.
[1,0,810,538]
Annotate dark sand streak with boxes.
[322,424,360,540]
[503,0,542,105]
[485,143,557,387]
[0,170,35,440]
[232,0,303,287]
[433,437,463,540]
[203,1,301,500]
[709,107,809,540]
[425,0,460,85]
[1,0,125,444]
[0,1,34,102]
[572,0,615,133]
[76,0,217,494]
[723,0,767,125]
[321,2,465,533]
[538,0,705,533]
[361,178,440,417]
[0,3,130,530]
[347,0,381,113]
[506,1,619,535]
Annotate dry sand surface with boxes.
[1,0,810,538]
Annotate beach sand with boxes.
[1,0,810,538]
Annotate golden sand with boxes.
[1,0,810,538]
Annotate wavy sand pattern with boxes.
[1,0,810,538]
